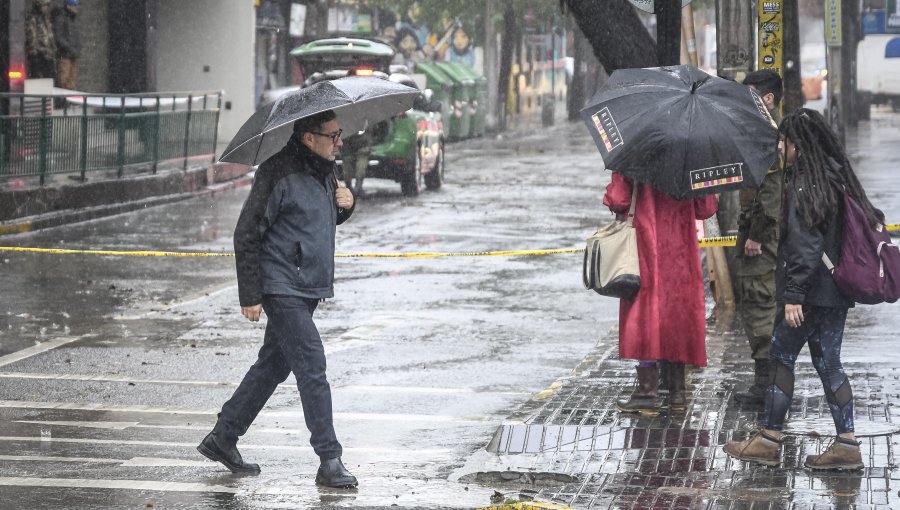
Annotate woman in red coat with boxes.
[603,172,718,415]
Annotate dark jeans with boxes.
[763,306,854,434]
[216,295,342,459]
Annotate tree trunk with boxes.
[497,0,518,131]
[563,0,656,72]
[567,13,587,121]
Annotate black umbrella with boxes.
[221,76,419,166]
[581,65,778,200]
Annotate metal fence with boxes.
[0,91,222,184]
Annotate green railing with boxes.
[0,91,222,184]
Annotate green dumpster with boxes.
[451,63,487,137]
[413,62,454,135]
[436,62,473,141]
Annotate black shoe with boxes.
[197,432,260,474]
[316,457,358,488]
[734,384,766,406]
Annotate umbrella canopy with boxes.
[221,76,419,166]
[581,65,778,200]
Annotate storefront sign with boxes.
[889,0,900,32]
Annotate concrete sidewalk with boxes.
[458,305,900,510]
[0,155,252,236]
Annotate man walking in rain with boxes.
[198,110,359,488]
[733,70,784,406]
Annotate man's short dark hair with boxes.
[293,110,337,136]
[742,70,783,107]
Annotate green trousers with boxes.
[736,271,776,360]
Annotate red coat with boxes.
[602,172,718,367]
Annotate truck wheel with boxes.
[400,149,422,197]
[424,146,444,191]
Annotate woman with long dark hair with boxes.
[724,108,884,470]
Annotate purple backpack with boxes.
[822,184,900,304]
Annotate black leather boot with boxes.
[735,359,771,406]
[316,457,358,488]
[197,432,260,474]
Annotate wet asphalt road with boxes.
[0,117,621,508]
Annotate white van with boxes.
[857,34,900,112]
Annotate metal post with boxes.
[183,94,193,170]
[117,99,126,178]
[211,92,221,164]
[39,96,48,185]
[152,97,160,174]
[825,0,844,143]
[80,96,87,181]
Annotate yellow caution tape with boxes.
[699,236,737,248]
[335,248,583,258]
[0,224,895,258]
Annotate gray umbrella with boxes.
[220,76,419,166]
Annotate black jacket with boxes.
[51,7,80,59]
[233,136,354,306]
[775,158,852,309]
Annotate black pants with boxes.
[763,306,854,434]
[216,295,342,459]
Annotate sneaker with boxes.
[804,436,864,471]
[723,430,782,466]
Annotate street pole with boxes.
[485,0,499,131]
[782,0,803,114]
[825,0,845,143]
[842,0,860,127]
[714,0,754,81]
[681,2,699,66]
[656,0,682,66]
[684,0,735,312]
[713,0,753,309]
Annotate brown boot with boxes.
[804,436,864,471]
[617,365,661,416]
[668,362,686,412]
[723,430,782,466]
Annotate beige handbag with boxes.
[583,187,640,298]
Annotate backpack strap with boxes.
[821,179,845,272]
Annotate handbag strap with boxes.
[625,185,638,227]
